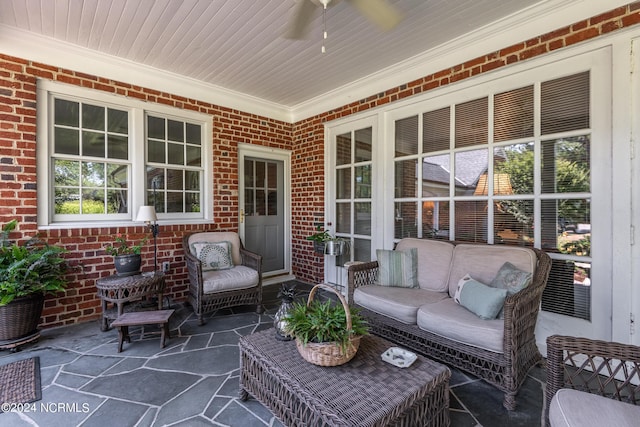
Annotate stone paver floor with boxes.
[0,281,546,426]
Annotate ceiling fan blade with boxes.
[348,0,402,31]
[285,0,318,39]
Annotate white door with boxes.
[325,115,379,294]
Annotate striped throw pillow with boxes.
[375,248,418,288]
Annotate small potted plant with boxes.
[104,233,147,276]
[306,226,331,255]
[0,219,69,342]
[284,284,367,366]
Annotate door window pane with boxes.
[423,107,450,153]
[455,97,488,148]
[395,116,418,157]
[541,136,590,194]
[395,159,417,198]
[354,202,371,236]
[455,200,488,243]
[336,168,351,199]
[494,86,534,142]
[353,238,371,262]
[423,154,450,197]
[422,201,449,239]
[336,133,351,165]
[541,71,590,135]
[336,203,351,234]
[455,149,488,196]
[355,128,372,162]
[355,165,371,198]
[394,202,417,239]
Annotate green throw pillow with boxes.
[190,241,234,271]
[490,262,532,319]
[454,274,507,320]
[375,248,418,288]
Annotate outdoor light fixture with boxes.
[136,205,159,271]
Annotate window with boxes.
[146,115,203,214]
[392,71,592,320]
[37,80,211,226]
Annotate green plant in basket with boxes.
[285,297,368,353]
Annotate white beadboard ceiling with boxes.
[0,0,626,121]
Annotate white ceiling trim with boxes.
[0,24,294,122]
[0,0,631,124]
[290,0,631,122]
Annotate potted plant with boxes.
[284,284,367,366]
[104,233,147,276]
[0,219,69,342]
[306,226,332,255]
[306,227,349,256]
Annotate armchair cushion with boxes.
[191,241,234,271]
[202,265,259,293]
[549,388,640,427]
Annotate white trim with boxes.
[290,0,631,121]
[2,0,629,123]
[0,24,293,123]
[36,79,213,229]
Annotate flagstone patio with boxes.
[0,281,546,426]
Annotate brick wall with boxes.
[0,1,639,327]
[0,57,291,328]
[291,1,640,279]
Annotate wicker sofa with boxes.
[347,238,551,410]
[545,335,640,427]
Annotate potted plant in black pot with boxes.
[0,220,69,343]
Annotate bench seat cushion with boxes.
[202,265,259,293]
[447,244,537,298]
[354,285,448,325]
[417,298,504,353]
[395,238,454,292]
[549,388,640,427]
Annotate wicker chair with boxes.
[545,335,640,427]
[183,231,263,325]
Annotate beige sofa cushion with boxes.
[417,298,504,353]
[549,388,640,427]
[396,238,455,292]
[353,285,448,325]
[447,244,537,298]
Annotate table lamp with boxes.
[136,206,159,271]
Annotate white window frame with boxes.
[36,80,213,228]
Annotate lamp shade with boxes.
[473,173,513,196]
[136,206,157,223]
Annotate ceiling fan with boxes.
[285,0,403,40]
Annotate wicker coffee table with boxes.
[239,329,450,427]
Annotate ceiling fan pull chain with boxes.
[322,1,328,54]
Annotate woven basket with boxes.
[295,283,361,367]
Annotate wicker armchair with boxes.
[183,231,263,325]
[348,243,551,410]
[545,335,640,427]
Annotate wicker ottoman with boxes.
[239,329,450,427]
